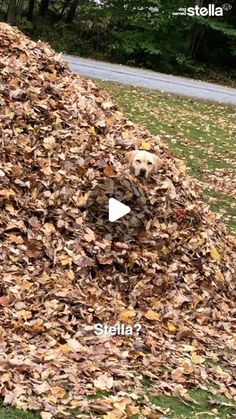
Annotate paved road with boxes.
[63,55,236,105]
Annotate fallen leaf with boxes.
[210,246,221,261]
[0,296,10,306]
[167,322,177,333]
[93,373,113,390]
[144,310,160,321]
[140,140,151,150]
[191,353,204,364]
[67,338,86,353]
[43,136,56,150]
[104,165,114,177]
[101,101,113,109]
[50,386,66,399]
[118,309,136,321]
[41,413,53,419]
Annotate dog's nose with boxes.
[139,169,146,177]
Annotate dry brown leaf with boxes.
[140,140,151,150]
[118,309,136,321]
[104,165,114,177]
[67,338,86,353]
[167,322,177,333]
[0,296,10,306]
[50,386,66,399]
[144,310,160,321]
[93,373,114,390]
[41,413,53,419]
[210,246,221,261]
[191,353,204,364]
[43,136,56,150]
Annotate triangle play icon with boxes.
[108,198,131,222]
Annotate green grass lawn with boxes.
[151,390,236,418]
[97,81,236,234]
[1,86,235,418]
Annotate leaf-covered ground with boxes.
[97,82,236,234]
[1,390,236,418]
[0,23,235,418]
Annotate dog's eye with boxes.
[135,159,141,164]
[147,161,153,166]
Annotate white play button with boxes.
[108,198,131,222]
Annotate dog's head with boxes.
[127,149,162,178]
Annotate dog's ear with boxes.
[126,150,138,164]
[154,155,163,172]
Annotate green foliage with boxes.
[18,17,34,35]
[4,0,236,80]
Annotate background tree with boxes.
[66,0,80,22]
[6,0,17,24]
[38,0,50,16]
[27,0,35,20]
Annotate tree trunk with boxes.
[187,0,204,59]
[17,0,24,18]
[66,0,79,22]
[193,27,206,59]
[60,0,71,17]
[27,0,36,20]
[39,0,50,16]
[6,0,17,25]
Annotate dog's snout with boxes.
[139,169,146,177]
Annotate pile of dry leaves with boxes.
[0,23,235,418]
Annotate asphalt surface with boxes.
[63,55,236,105]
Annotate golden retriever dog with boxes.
[127,150,162,178]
